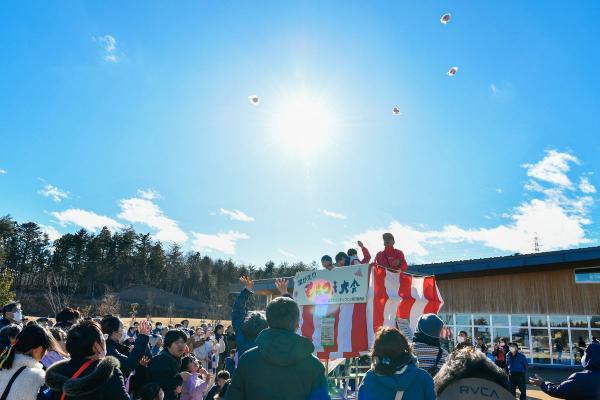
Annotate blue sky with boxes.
[1,1,600,266]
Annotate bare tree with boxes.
[97,291,120,316]
[44,272,76,316]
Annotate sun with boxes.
[270,94,337,159]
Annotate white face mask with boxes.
[120,329,128,342]
[12,311,22,322]
[457,336,466,343]
[510,346,517,353]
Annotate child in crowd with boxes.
[179,355,210,400]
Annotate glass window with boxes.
[440,313,454,326]
[570,316,589,328]
[474,327,492,354]
[549,316,569,327]
[473,314,490,326]
[592,330,600,344]
[456,314,472,326]
[530,315,547,327]
[531,329,550,364]
[492,315,509,327]
[590,316,600,329]
[551,330,570,365]
[511,315,529,328]
[571,330,590,364]
[493,328,510,345]
[574,267,600,283]
[511,327,530,359]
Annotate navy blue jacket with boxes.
[506,351,528,374]
[231,288,255,357]
[106,334,150,377]
[541,343,600,400]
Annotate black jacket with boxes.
[225,328,330,400]
[106,334,149,376]
[146,350,183,400]
[45,356,129,400]
[0,317,19,330]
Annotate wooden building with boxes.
[232,246,600,366]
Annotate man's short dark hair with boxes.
[347,248,357,257]
[335,252,347,262]
[56,307,81,323]
[100,315,122,336]
[321,255,332,263]
[217,370,230,380]
[241,311,267,341]
[434,347,509,395]
[2,302,20,316]
[164,329,188,349]
[266,296,299,331]
[215,324,224,332]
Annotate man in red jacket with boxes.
[375,233,408,272]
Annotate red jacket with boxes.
[349,245,371,265]
[375,246,408,272]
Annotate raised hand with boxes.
[139,356,151,367]
[138,320,151,335]
[275,278,289,295]
[357,240,364,247]
[240,276,254,291]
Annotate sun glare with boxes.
[270,94,337,159]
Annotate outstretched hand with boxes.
[275,278,289,295]
[240,276,254,291]
[357,240,364,248]
[138,320,151,336]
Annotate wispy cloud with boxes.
[94,35,118,62]
[323,238,335,246]
[219,208,255,222]
[118,197,188,243]
[579,176,596,194]
[319,209,347,220]
[490,83,499,96]
[137,188,161,200]
[522,150,578,188]
[278,249,296,258]
[0,168,6,175]
[346,150,594,258]
[38,183,69,202]
[191,231,249,255]
[52,209,124,232]
[495,188,503,193]
[40,224,62,241]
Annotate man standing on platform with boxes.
[375,233,408,272]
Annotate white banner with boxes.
[293,265,369,306]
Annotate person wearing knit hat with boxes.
[412,314,448,376]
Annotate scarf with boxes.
[413,331,441,348]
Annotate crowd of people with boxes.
[0,232,598,399]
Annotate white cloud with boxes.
[219,208,255,222]
[346,150,594,259]
[323,238,335,246]
[319,209,347,220]
[495,188,503,193]
[191,231,249,255]
[38,184,69,202]
[579,177,596,194]
[137,188,161,200]
[522,150,579,188]
[118,197,187,243]
[52,209,124,232]
[40,225,62,241]
[0,169,6,175]
[94,35,118,62]
[278,249,296,258]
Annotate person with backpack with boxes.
[45,320,129,399]
[412,314,448,377]
[358,327,435,400]
[0,324,58,400]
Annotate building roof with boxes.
[408,245,600,277]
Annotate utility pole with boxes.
[534,232,540,253]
